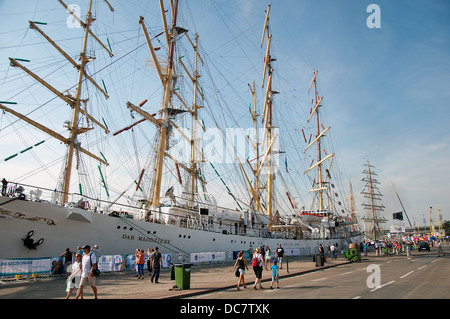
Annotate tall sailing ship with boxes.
[0,1,363,260]
[361,159,387,241]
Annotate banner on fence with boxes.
[190,252,225,264]
[0,258,51,276]
[98,255,125,272]
[2,251,216,277]
[285,248,300,256]
[124,254,172,271]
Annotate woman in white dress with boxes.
[65,253,82,299]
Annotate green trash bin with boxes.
[173,263,193,290]
[344,248,361,262]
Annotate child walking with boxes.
[270,259,280,289]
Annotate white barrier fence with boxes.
[0,254,172,278]
[1,248,307,279]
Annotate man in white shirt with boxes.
[75,245,98,299]
[330,244,336,259]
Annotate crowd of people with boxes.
[62,244,165,299]
[60,237,448,299]
[232,243,285,290]
[61,241,338,298]
[357,237,447,258]
[61,242,288,297]
[57,238,447,299]
[134,247,163,283]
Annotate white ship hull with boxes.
[0,196,363,259]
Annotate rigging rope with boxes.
[118,214,190,256]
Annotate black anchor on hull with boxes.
[22,230,44,250]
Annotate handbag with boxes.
[235,269,240,277]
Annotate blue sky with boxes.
[0,0,449,230]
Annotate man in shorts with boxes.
[76,245,98,299]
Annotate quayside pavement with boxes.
[0,251,411,299]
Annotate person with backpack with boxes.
[252,247,264,290]
[75,245,98,299]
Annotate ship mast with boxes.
[261,3,275,229]
[1,0,113,205]
[303,70,334,211]
[247,81,260,212]
[361,158,386,240]
[436,205,442,233]
[188,33,204,207]
[62,0,107,204]
[126,0,181,209]
[239,3,276,229]
[261,4,274,227]
[151,0,179,208]
[348,181,360,232]
[126,0,205,210]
